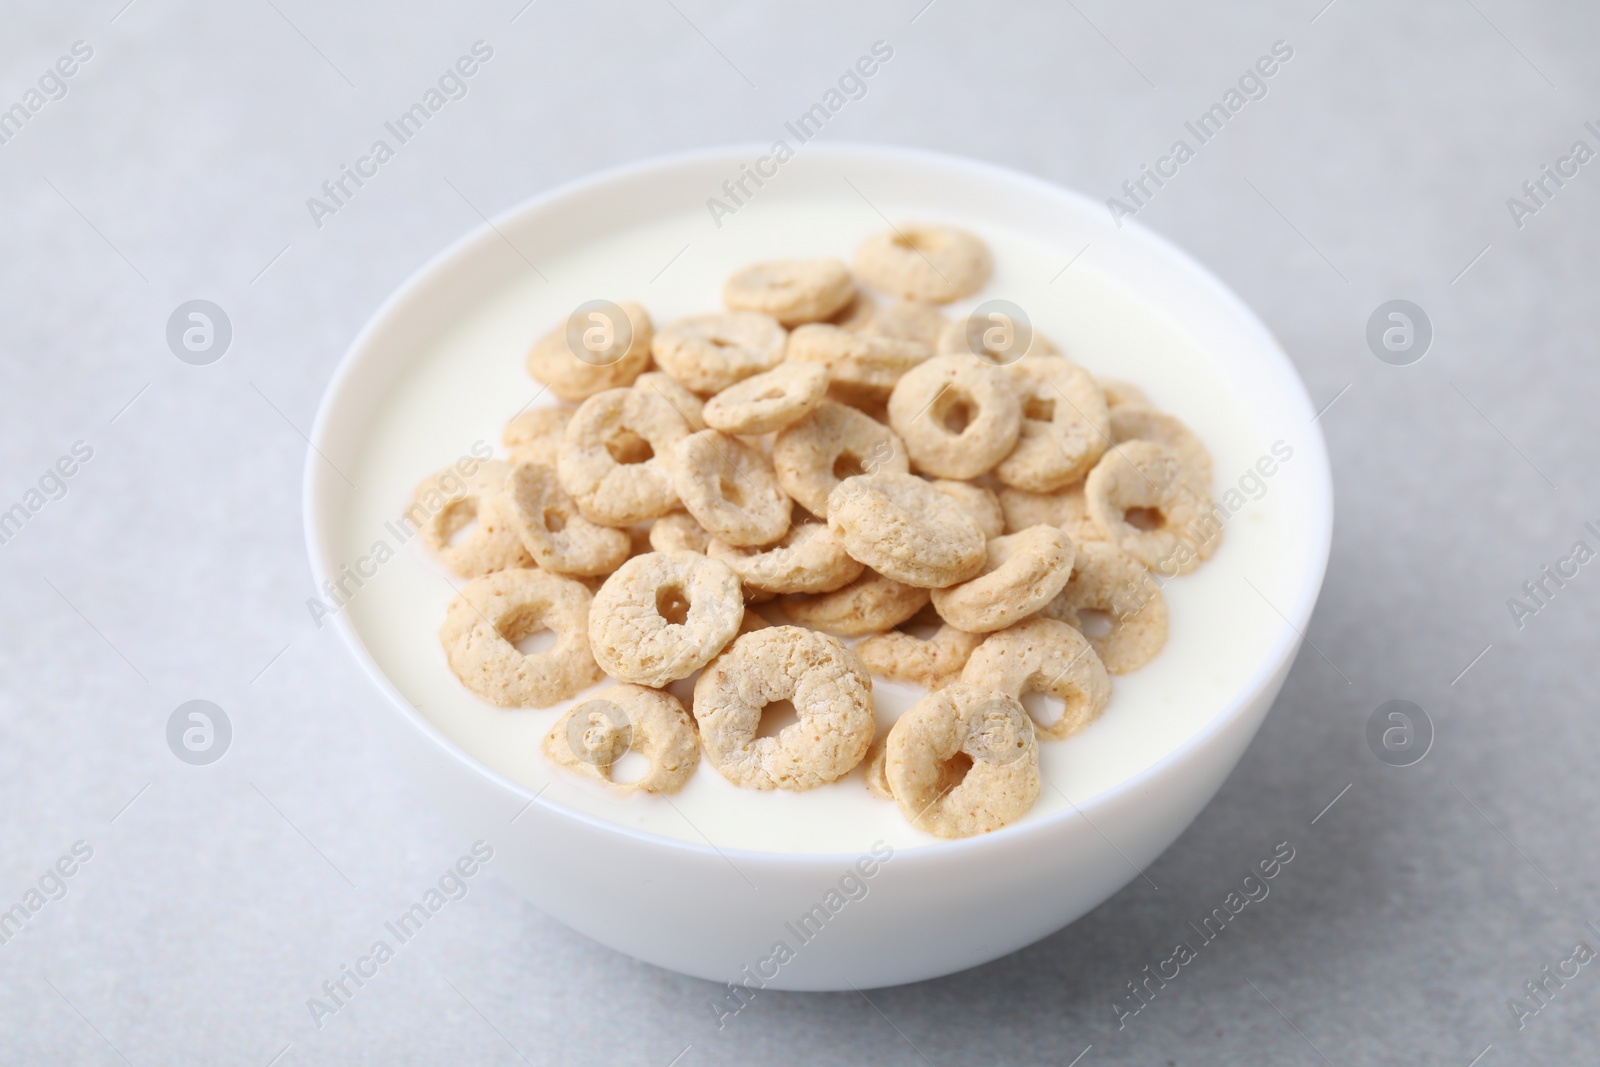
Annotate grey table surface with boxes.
[2,1,1597,1064]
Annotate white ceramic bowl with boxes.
[305,144,1333,991]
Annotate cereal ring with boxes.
[959,618,1111,740]
[1097,378,1150,410]
[1109,406,1212,492]
[708,523,863,594]
[503,406,573,469]
[635,371,707,431]
[998,482,1104,544]
[651,312,787,395]
[930,480,1005,539]
[670,430,791,547]
[930,525,1075,634]
[853,224,992,304]
[772,401,907,516]
[526,301,652,402]
[887,354,1022,480]
[779,570,930,636]
[994,358,1110,492]
[786,324,931,404]
[648,511,711,554]
[588,551,744,686]
[936,318,1060,364]
[701,363,828,435]
[439,568,603,707]
[1083,441,1221,575]
[826,472,987,589]
[558,387,689,526]
[856,299,947,348]
[722,258,856,327]
[692,626,874,791]
[412,460,533,578]
[1036,541,1168,673]
[505,461,630,577]
[542,684,699,794]
[885,682,1039,838]
[855,611,984,689]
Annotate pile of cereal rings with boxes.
[416,224,1221,838]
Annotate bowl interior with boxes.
[306,144,1332,859]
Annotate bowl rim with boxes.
[304,140,1334,866]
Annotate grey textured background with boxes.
[1,1,1596,1064]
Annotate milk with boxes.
[341,200,1295,855]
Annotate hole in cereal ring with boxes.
[606,429,654,465]
[1123,506,1164,531]
[1023,396,1055,422]
[441,500,478,547]
[609,749,650,783]
[656,583,691,625]
[542,507,567,533]
[446,518,479,549]
[832,452,865,481]
[718,475,746,506]
[1020,690,1066,729]
[511,627,557,656]
[892,232,934,253]
[932,390,974,435]
[937,750,974,794]
[1077,608,1115,640]
[755,388,787,402]
[755,698,801,740]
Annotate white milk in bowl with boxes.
[339,200,1297,855]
